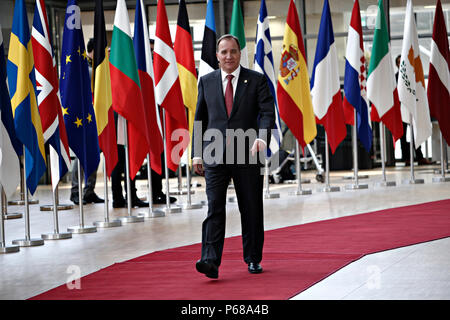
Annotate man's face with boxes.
[216,38,241,74]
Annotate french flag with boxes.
[343,0,372,153]
[310,0,346,154]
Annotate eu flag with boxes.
[60,0,100,181]
[7,0,46,195]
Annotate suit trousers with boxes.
[201,164,264,267]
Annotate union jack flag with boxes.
[31,0,71,189]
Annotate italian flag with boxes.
[367,0,403,143]
[109,0,149,179]
[230,0,248,68]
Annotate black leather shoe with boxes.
[70,195,86,205]
[153,194,177,204]
[196,260,218,279]
[84,193,104,204]
[248,262,263,274]
[112,200,126,208]
[132,198,149,208]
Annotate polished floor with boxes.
[1,162,449,300]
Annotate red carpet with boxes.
[30,199,450,300]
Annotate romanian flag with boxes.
[174,0,197,165]
[110,0,149,179]
[276,0,316,148]
[153,0,189,172]
[7,0,46,195]
[93,0,118,177]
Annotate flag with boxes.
[60,0,100,182]
[133,0,163,174]
[310,0,346,154]
[230,0,248,68]
[397,0,432,147]
[174,0,197,165]
[254,0,282,156]
[153,0,189,172]
[110,0,149,179]
[32,0,71,190]
[7,0,46,195]
[367,0,403,143]
[93,0,117,177]
[343,0,372,153]
[277,0,316,149]
[198,0,218,79]
[427,0,450,144]
[0,25,20,198]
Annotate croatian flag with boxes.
[254,0,282,157]
[343,0,372,152]
[310,0,346,154]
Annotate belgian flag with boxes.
[93,0,118,177]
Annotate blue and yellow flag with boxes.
[7,0,46,195]
[60,0,100,181]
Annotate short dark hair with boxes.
[216,34,241,51]
[87,38,94,53]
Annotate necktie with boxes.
[225,74,234,116]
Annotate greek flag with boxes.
[254,0,282,157]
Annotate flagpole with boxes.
[12,147,44,246]
[94,154,122,227]
[139,154,165,217]
[375,123,396,187]
[403,114,424,184]
[2,190,23,220]
[318,132,340,192]
[8,156,39,206]
[41,159,72,239]
[67,158,97,233]
[120,119,145,223]
[264,158,280,199]
[290,140,311,196]
[161,109,181,214]
[433,132,450,182]
[346,110,368,190]
[0,186,20,253]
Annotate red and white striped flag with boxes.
[153,0,188,172]
[427,0,450,144]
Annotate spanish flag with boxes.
[7,0,46,195]
[174,0,197,165]
[93,0,118,177]
[276,0,316,148]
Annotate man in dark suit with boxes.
[193,34,275,279]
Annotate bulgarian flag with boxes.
[367,0,403,143]
[230,0,248,68]
[277,0,317,148]
[427,0,450,145]
[153,0,188,172]
[110,0,149,179]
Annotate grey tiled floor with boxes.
[0,164,449,300]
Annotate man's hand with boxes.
[250,139,266,156]
[193,158,205,176]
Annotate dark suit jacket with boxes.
[192,67,275,167]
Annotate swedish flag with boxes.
[7,0,46,195]
[60,0,100,181]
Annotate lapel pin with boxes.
[244,79,248,83]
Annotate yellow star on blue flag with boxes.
[60,0,99,181]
